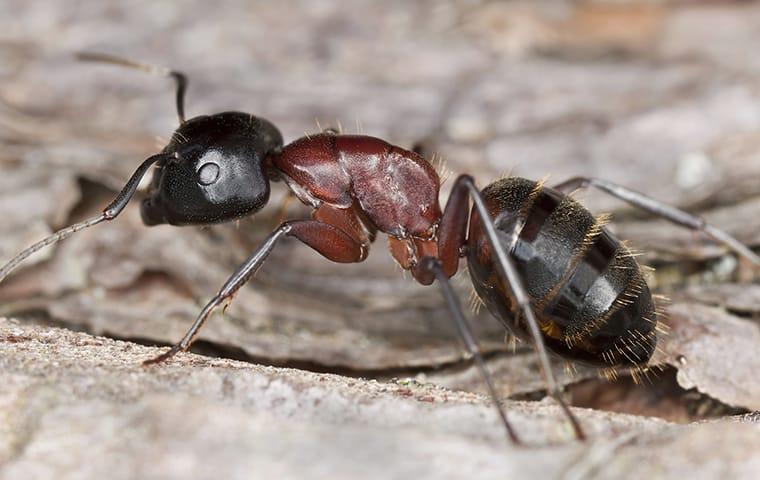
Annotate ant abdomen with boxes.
[467,177,657,367]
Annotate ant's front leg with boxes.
[144,215,368,365]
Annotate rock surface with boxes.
[1,320,760,480]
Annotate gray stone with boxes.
[2,320,759,480]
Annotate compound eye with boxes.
[197,162,221,186]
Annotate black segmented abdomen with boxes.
[467,177,657,367]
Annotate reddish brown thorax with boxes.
[269,133,442,281]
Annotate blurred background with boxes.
[1,0,759,420]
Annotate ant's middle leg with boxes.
[438,174,586,441]
[144,216,368,365]
[419,257,520,444]
[553,176,759,265]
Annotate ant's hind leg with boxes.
[457,175,585,440]
[77,52,189,124]
[553,177,759,266]
[437,174,586,441]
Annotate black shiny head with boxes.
[141,111,283,226]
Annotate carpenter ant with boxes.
[2,53,758,444]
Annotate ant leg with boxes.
[420,257,520,444]
[553,177,759,266]
[452,175,586,440]
[143,224,290,365]
[77,52,188,124]
[0,154,165,285]
[144,219,366,365]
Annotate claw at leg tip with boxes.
[142,345,182,366]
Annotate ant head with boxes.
[141,112,283,226]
